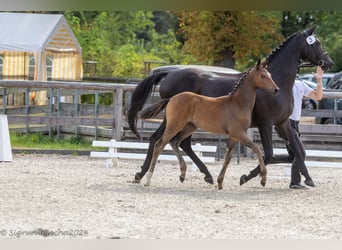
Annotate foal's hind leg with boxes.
[169,142,187,183]
[170,123,197,183]
[217,138,237,190]
[145,136,170,186]
[134,120,166,183]
[145,122,186,186]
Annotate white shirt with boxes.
[289,80,314,121]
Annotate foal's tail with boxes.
[128,72,168,139]
[138,99,170,120]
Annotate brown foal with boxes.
[139,60,279,189]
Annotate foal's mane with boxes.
[264,30,303,65]
[227,67,254,96]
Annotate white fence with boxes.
[90,139,217,168]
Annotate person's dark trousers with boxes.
[287,119,314,186]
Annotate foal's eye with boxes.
[261,74,266,79]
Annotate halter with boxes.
[299,30,328,69]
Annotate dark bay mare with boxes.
[128,25,334,187]
[138,60,279,188]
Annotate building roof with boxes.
[0,12,81,53]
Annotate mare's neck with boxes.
[267,38,303,93]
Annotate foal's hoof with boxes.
[179,175,185,183]
[260,180,266,187]
[240,175,247,186]
[204,176,214,185]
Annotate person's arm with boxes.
[307,66,324,101]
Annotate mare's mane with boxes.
[265,30,302,65]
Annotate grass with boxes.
[10,132,94,150]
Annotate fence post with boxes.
[94,90,99,140]
[113,88,123,140]
[0,115,12,162]
[2,88,7,114]
[25,88,30,134]
[48,88,54,137]
[56,89,61,138]
[74,89,79,137]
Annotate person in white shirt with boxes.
[288,66,324,189]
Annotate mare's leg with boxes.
[169,124,197,183]
[272,125,294,163]
[280,122,314,187]
[239,120,313,187]
[134,119,166,183]
[271,121,313,186]
[217,138,236,190]
[179,137,214,184]
[240,124,273,185]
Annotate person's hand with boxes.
[313,66,323,84]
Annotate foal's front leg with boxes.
[217,138,237,190]
[237,132,267,186]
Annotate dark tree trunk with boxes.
[214,49,235,68]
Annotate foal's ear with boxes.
[256,59,261,69]
[306,24,317,35]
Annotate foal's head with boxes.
[250,59,279,95]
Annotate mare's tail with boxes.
[138,99,170,120]
[128,72,167,139]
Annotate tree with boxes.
[65,11,190,78]
[314,11,342,72]
[281,11,317,37]
[279,11,342,72]
[177,11,282,69]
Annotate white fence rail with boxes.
[274,148,342,169]
[90,139,217,168]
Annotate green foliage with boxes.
[178,11,282,69]
[65,11,193,77]
[323,33,342,72]
[63,11,342,75]
[109,44,145,77]
[80,92,113,105]
[10,132,93,150]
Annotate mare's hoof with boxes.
[304,179,315,187]
[134,172,142,183]
[179,176,185,183]
[260,180,266,187]
[289,183,306,189]
[204,176,214,185]
[240,175,247,186]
